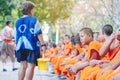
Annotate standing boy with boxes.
[15,1,45,80]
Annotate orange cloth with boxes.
[104,70,120,80]
[87,41,102,61]
[67,41,102,80]
[50,55,59,65]
[60,47,83,73]
[96,56,120,80]
[109,45,120,60]
[80,44,120,80]
[60,46,83,80]
[53,43,73,75]
[54,55,68,75]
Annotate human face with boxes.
[116,27,120,41]
[98,29,105,42]
[8,22,12,27]
[79,31,91,46]
[71,49,77,56]
[64,36,70,44]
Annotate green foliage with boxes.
[0,0,15,16]
[0,0,15,29]
[28,0,76,24]
[0,0,25,30]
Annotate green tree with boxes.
[28,0,76,25]
[0,0,25,30]
[0,0,15,21]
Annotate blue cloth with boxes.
[15,16,42,54]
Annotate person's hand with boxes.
[89,60,97,66]
[98,60,110,65]
[61,60,66,66]
[65,64,73,70]
[69,65,78,75]
[98,60,110,68]
[109,33,116,42]
[100,69,108,75]
[41,44,47,53]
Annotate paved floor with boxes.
[0,61,70,80]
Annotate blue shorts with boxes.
[16,49,40,65]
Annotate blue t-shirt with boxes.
[15,16,42,54]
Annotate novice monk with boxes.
[95,26,120,80]
[61,34,82,66]
[80,24,115,80]
[96,52,120,80]
[66,27,102,80]
[50,35,69,65]
[58,34,84,78]
[82,25,120,80]
[53,34,73,75]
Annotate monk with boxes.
[84,25,119,80]
[79,24,113,80]
[53,34,73,75]
[65,27,102,80]
[96,25,120,80]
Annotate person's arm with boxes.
[69,61,89,75]
[34,19,45,44]
[82,51,88,61]
[37,34,45,44]
[99,34,115,57]
[34,19,46,52]
[73,51,85,60]
[101,59,120,75]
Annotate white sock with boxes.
[3,63,6,69]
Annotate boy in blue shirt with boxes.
[15,1,45,80]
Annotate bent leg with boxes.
[112,73,120,80]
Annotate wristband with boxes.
[41,43,46,47]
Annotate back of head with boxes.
[116,26,120,41]
[71,35,75,45]
[21,1,35,15]
[64,34,70,39]
[102,24,113,36]
[64,34,70,44]
[6,20,12,26]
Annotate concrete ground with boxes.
[0,61,70,80]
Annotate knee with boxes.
[112,76,118,80]
[112,77,115,80]
[27,64,35,70]
[21,64,27,71]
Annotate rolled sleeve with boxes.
[34,20,42,35]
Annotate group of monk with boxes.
[44,24,120,80]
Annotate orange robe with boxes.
[53,43,73,75]
[61,46,83,80]
[96,56,120,80]
[68,41,102,80]
[104,70,120,80]
[60,46,83,73]
[80,44,120,80]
